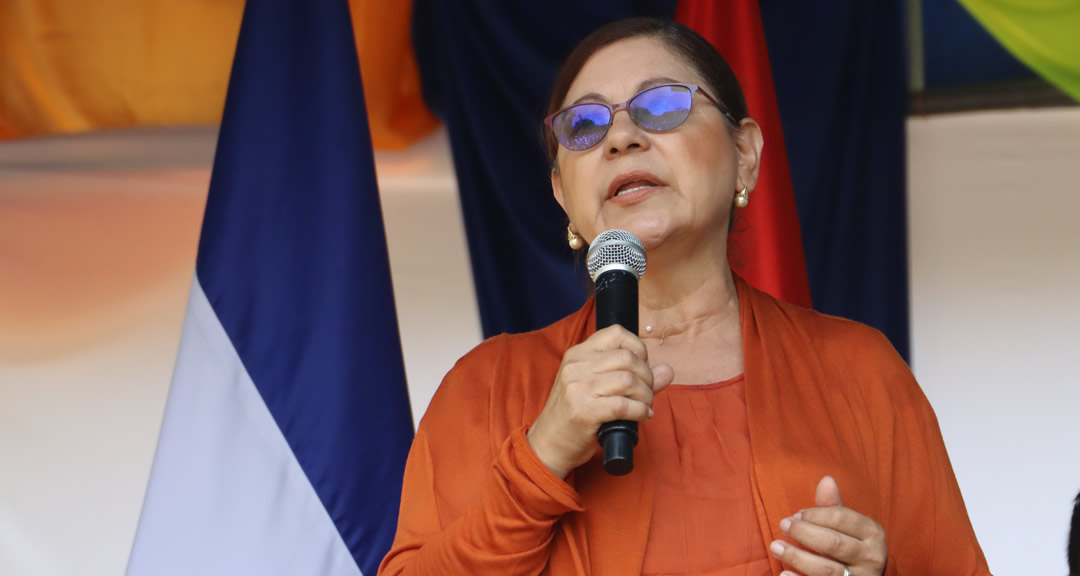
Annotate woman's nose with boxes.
[603,109,649,156]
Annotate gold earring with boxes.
[735,186,750,208]
[567,226,584,250]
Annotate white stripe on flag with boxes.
[126,276,362,576]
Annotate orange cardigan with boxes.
[379,276,991,575]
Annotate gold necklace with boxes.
[642,324,675,345]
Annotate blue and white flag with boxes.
[127,1,414,575]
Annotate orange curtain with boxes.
[352,1,438,149]
[0,0,436,149]
[0,0,243,139]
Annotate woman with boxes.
[379,18,990,576]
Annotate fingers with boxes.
[584,366,670,422]
[589,370,656,405]
[586,347,655,384]
[585,324,649,360]
[780,514,862,565]
[769,476,887,575]
[566,325,658,398]
[769,539,849,576]
[651,364,674,393]
[582,327,674,395]
[815,475,844,507]
[795,506,879,541]
[529,326,660,477]
[591,394,653,423]
[773,476,887,575]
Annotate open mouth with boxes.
[614,180,659,197]
[609,171,665,199]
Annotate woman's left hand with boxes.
[768,476,887,576]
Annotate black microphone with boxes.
[586,229,647,476]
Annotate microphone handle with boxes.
[594,269,639,476]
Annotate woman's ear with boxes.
[734,118,764,191]
[551,167,567,211]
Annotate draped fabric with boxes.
[0,0,243,139]
[676,0,812,308]
[642,377,773,575]
[958,0,1080,103]
[352,1,439,149]
[0,0,437,148]
[3,0,912,354]
[759,0,911,360]
[412,1,678,338]
[922,0,1037,87]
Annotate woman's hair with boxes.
[544,18,749,168]
[1070,490,1080,575]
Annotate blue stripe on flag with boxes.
[195,1,413,573]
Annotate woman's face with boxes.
[551,36,761,253]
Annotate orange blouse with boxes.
[643,376,771,576]
[379,275,992,576]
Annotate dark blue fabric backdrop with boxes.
[413,1,677,338]
[759,0,910,360]
[923,0,1035,87]
[415,2,910,361]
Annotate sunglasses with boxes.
[545,82,729,152]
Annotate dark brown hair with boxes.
[1070,490,1079,575]
[544,18,749,167]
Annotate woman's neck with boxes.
[636,240,739,344]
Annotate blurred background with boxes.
[1,1,1078,575]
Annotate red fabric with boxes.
[675,0,813,308]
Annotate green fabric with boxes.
[958,0,1080,103]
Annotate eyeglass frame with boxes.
[543,82,737,152]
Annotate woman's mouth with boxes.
[608,171,666,202]
[614,181,657,197]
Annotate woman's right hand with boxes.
[526,325,674,478]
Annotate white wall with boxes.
[370,130,483,423]
[0,126,481,576]
[908,107,1080,575]
[0,107,1078,575]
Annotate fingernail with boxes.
[779,517,791,533]
[769,540,785,558]
[794,510,803,520]
[648,407,655,418]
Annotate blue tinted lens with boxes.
[630,85,693,132]
[554,104,611,151]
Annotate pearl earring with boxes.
[567,226,584,250]
[735,186,750,208]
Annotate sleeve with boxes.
[868,335,992,575]
[378,350,585,576]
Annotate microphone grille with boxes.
[586,229,646,281]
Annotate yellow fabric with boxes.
[959,0,1080,103]
[0,0,437,148]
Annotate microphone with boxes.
[586,229,647,476]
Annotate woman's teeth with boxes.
[615,185,652,197]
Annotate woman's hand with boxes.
[769,476,887,576]
[526,325,674,479]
